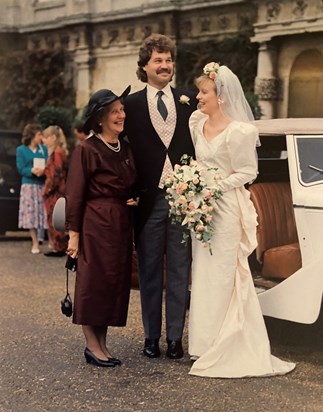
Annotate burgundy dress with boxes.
[42,146,68,253]
[65,135,136,326]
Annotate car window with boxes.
[256,134,289,183]
[295,135,323,186]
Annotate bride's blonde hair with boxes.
[196,63,254,122]
[195,75,218,94]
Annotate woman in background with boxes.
[16,123,48,254]
[42,125,69,257]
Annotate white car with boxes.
[249,118,323,324]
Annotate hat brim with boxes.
[83,85,131,134]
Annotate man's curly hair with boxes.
[136,33,176,83]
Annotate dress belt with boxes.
[87,197,127,206]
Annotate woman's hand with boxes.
[32,167,45,177]
[66,230,79,258]
[126,197,139,207]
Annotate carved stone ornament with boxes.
[45,36,55,49]
[71,31,80,49]
[255,78,281,100]
[266,1,281,21]
[238,13,253,31]
[181,20,192,37]
[31,37,40,50]
[127,28,135,42]
[108,29,118,45]
[60,34,69,48]
[143,26,152,39]
[217,14,230,30]
[292,0,308,18]
[200,17,210,33]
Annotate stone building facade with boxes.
[0,0,322,119]
[252,0,323,118]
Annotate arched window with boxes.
[288,50,323,117]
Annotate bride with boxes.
[188,62,295,378]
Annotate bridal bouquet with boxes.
[164,154,222,254]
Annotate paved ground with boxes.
[0,239,323,412]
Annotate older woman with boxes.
[65,86,137,367]
[42,125,69,257]
[16,123,48,254]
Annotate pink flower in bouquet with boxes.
[176,182,188,194]
[164,154,222,254]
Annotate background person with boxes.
[73,120,88,144]
[65,86,137,367]
[188,62,295,377]
[41,125,69,257]
[16,123,48,254]
[124,33,198,359]
[37,228,45,245]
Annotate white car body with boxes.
[252,118,323,324]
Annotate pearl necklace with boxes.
[97,134,121,152]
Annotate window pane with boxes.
[296,136,323,185]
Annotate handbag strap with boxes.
[66,267,70,296]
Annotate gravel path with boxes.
[0,239,323,412]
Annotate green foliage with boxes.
[176,34,262,119]
[0,48,76,130]
[245,91,263,120]
[37,106,77,138]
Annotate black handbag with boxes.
[60,256,77,317]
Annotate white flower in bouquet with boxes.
[164,154,222,254]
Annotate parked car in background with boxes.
[0,129,22,235]
[249,118,323,325]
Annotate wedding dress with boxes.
[188,112,296,378]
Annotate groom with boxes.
[124,33,197,359]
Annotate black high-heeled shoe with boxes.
[108,357,122,365]
[84,348,115,367]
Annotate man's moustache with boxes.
[157,69,171,74]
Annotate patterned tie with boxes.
[157,90,168,121]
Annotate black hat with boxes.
[83,85,131,133]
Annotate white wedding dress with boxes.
[188,112,295,378]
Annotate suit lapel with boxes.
[133,87,158,135]
[137,87,149,115]
[171,87,186,138]
[171,87,191,133]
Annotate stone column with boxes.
[73,30,92,109]
[255,42,279,119]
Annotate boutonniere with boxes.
[179,95,190,105]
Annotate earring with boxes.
[217,97,223,105]
[99,123,102,126]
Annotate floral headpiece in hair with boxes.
[203,62,220,80]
